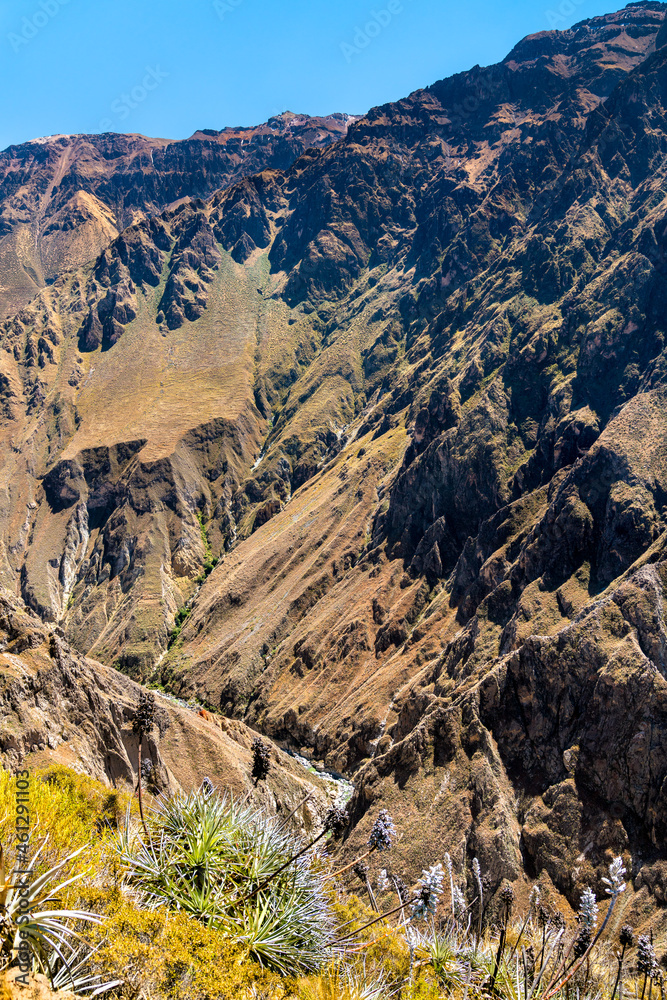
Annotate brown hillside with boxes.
[0,585,334,825]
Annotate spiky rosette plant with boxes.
[472,857,484,939]
[410,864,445,922]
[251,737,271,785]
[542,858,627,1000]
[410,924,467,992]
[329,808,395,881]
[637,934,657,1000]
[132,691,156,739]
[140,757,158,796]
[392,873,409,905]
[529,884,541,913]
[0,840,120,995]
[611,925,636,1000]
[325,805,349,838]
[573,886,599,958]
[300,962,391,1000]
[490,881,516,989]
[352,859,377,911]
[367,810,396,853]
[444,852,467,927]
[117,787,333,975]
[132,690,155,836]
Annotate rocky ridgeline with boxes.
[0,585,333,826]
[0,112,355,320]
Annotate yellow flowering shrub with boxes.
[0,765,135,891]
[83,889,297,1000]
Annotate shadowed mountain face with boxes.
[3,1,667,924]
[0,112,356,320]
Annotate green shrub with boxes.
[169,606,191,645]
[174,607,190,627]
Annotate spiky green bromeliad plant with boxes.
[0,839,120,995]
[117,784,335,976]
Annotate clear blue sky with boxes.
[0,0,628,150]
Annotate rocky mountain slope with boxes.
[0,112,355,320]
[0,585,333,823]
[2,0,667,924]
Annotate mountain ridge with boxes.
[0,111,356,321]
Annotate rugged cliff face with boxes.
[2,1,667,923]
[0,112,355,320]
